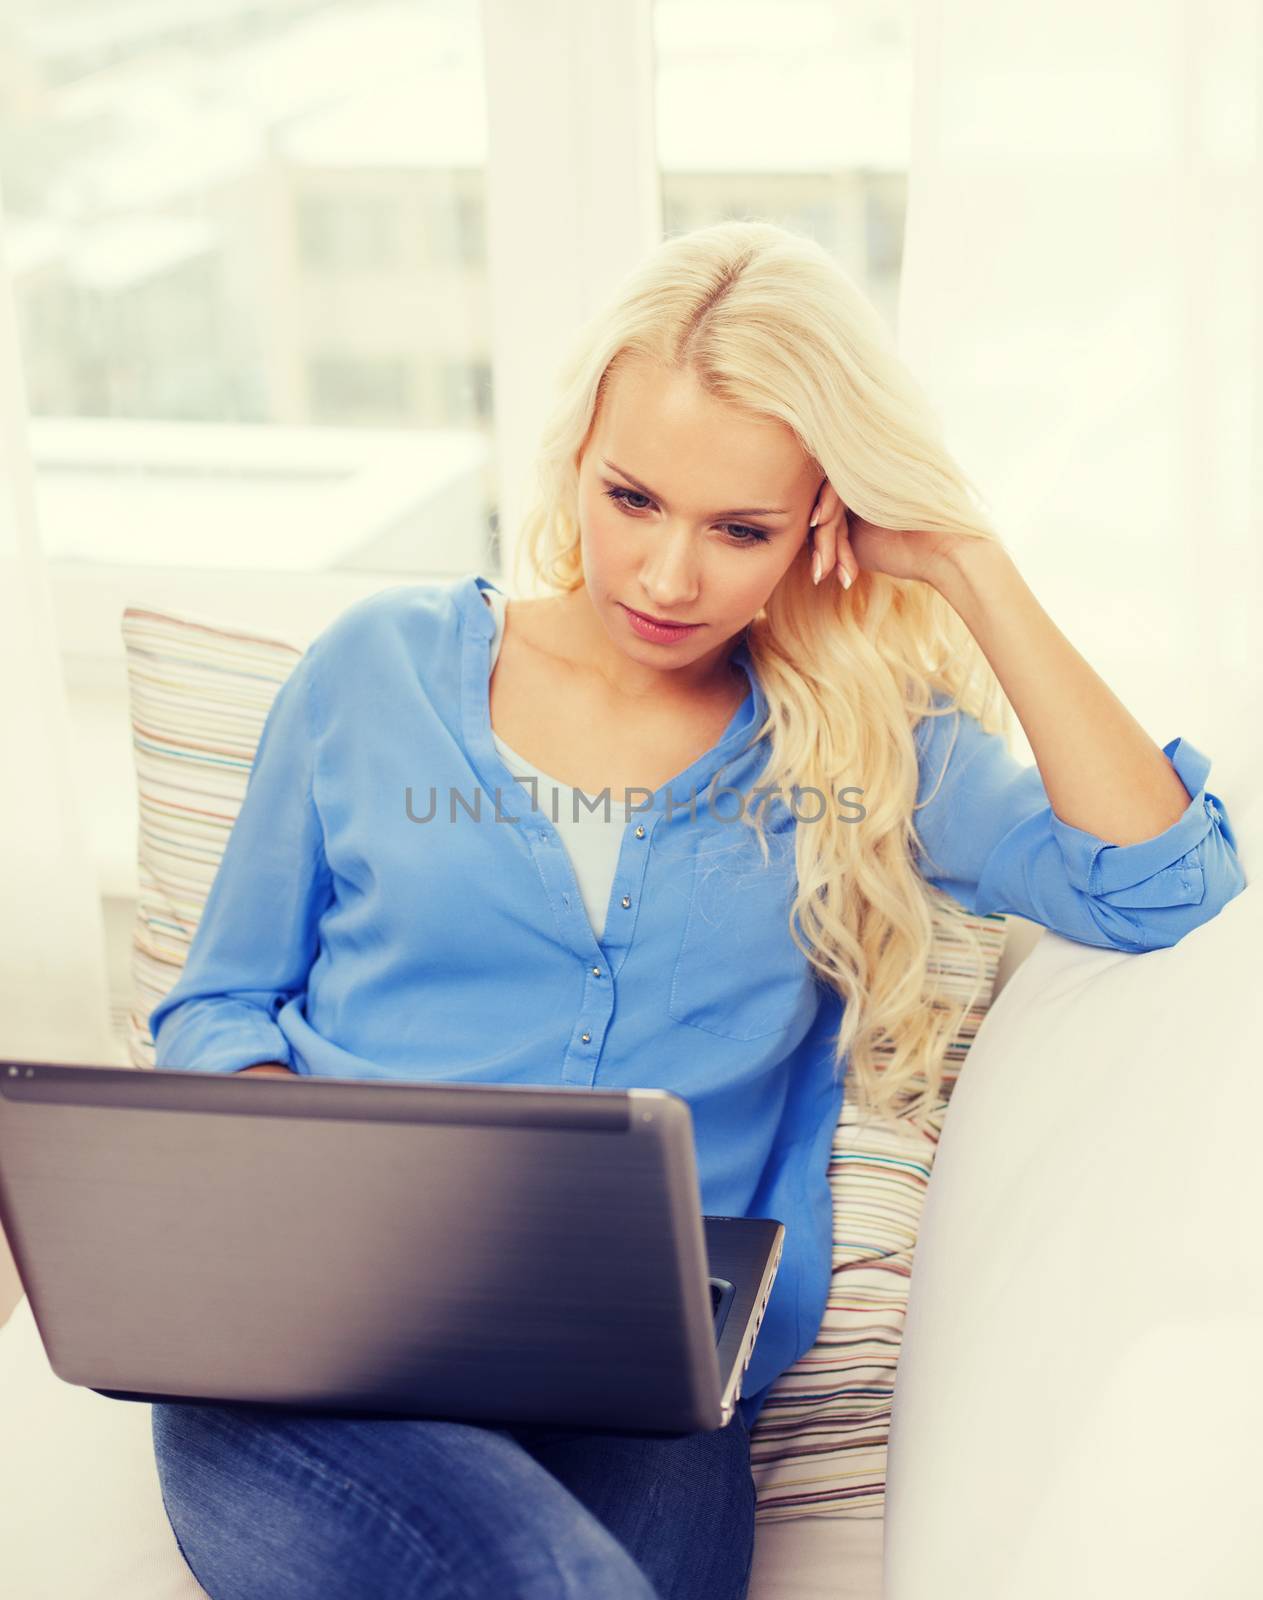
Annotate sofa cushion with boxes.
[0,1284,883,1600]
[0,1295,209,1599]
[120,606,303,1069]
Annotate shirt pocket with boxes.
[666,821,814,1043]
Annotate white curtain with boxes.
[0,199,113,1066]
[898,0,1263,789]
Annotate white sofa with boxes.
[4,833,1259,1597]
[3,599,1256,1599]
[0,928,1037,1600]
[0,920,1037,1600]
[882,756,1263,1600]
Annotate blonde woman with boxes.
[148,221,1246,1600]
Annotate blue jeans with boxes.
[151,1399,756,1599]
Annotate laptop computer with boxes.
[0,1061,784,1435]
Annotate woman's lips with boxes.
[627,604,698,627]
[620,604,703,643]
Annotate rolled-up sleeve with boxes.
[148,645,333,1073]
[911,699,1248,954]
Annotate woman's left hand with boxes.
[808,477,972,591]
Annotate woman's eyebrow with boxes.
[601,458,790,518]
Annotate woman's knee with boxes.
[152,1402,434,1600]
[151,1402,659,1600]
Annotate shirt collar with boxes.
[463,573,766,787]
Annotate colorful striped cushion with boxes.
[121,604,1009,1523]
[749,907,1008,1522]
[121,606,304,1070]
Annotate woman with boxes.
[148,220,1246,1599]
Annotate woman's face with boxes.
[575,357,820,684]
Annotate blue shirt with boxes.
[150,573,1248,1428]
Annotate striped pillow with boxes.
[122,605,1009,1524]
[749,906,1010,1521]
[120,606,303,1068]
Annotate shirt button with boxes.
[634,825,646,839]
[580,1031,591,1043]
[621,894,632,909]
[592,966,601,977]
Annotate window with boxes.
[2,0,494,579]
[297,193,405,275]
[308,354,414,422]
[654,0,914,335]
[442,357,493,425]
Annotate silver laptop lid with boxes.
[0,1064,782,1433]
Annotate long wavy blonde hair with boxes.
[509,219,1014,1135]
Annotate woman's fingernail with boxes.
[809,507,820,528]
[837,564,852,590]
[812,550,822,585]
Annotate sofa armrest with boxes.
[991,913,1042,998]
[886,870,1259,1597]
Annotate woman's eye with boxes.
[601,485,770,547]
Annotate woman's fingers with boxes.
[810,480,854,590]
[808,483,835,583]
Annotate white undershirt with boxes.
[483,588,623,941]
